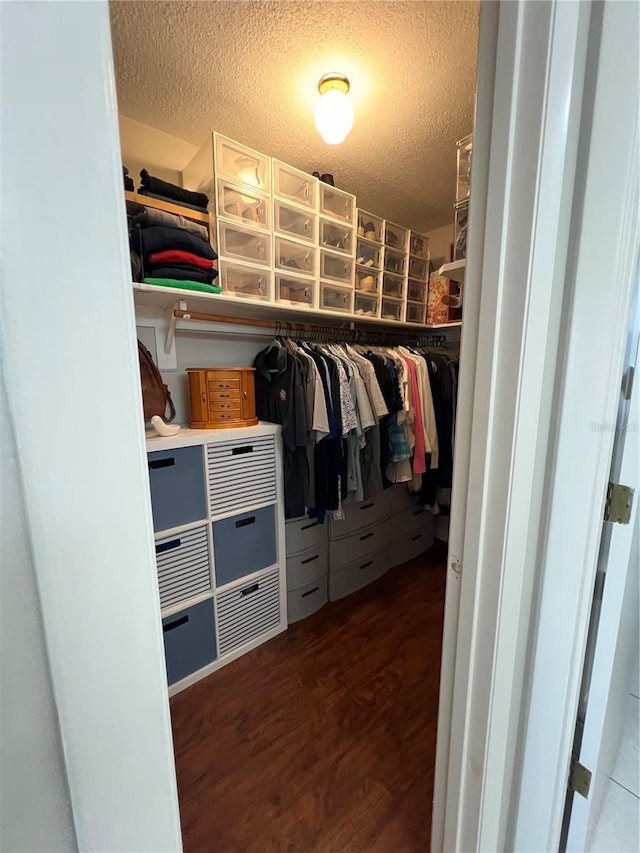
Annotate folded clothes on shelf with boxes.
[143,277,222,294]
[123,165,134,192]
[139,169,209,211]
[131,206,209,240]
[130,224,217,261]
[144,265,218,284]
[148,249,215,270]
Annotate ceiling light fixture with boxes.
[314,73,353,145]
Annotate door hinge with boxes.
[570,761,592,798]
[604,482,634,524]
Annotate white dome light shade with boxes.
[314,74,354,145]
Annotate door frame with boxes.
[433,0,639,850]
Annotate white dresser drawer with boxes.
[393,504,432,538]
[329,548,390,601]
[330,492,391,540]
[389,520,435,568]
[285,514,327,556]
[286,543,328,591]
[390,484,420,514]
[329,519,389,570]
[287,575,328,624]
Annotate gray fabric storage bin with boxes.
[287,574,328,624]
[286,543,328,591]
[162,598,216,686]
[213,504,277,587]
[148,445,207,533]
[329,547,390,601]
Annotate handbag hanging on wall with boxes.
[137,339,177,426]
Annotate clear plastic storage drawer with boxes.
[384,221,409,252]
[356,239,381,270]
[408,256,428,281]
[356,210,383,244]
[275,272,315,307]
[383,247,406,276]
[273,160,317,210]
[409,232,429,259]
[218,221,271,267]
[320,282,354,314]
[319,184,355,224]
[215,177,270,231]
[214,133,271,194]
[407,278,427,302]
[382,272,404,299]
[273,200,317,244]
[218,260,272,301]
[354,292,379,318]
[320,218,354,255]
[355,269,380,294]
[274,236,317,277]
[406,301,426,324]
[381,297,403,322]
[320,250,354,285]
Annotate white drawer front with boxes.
[285,515,327,555]
[286,543,328,591]
[207,435,276,515]
[329,520,389,570]
[155,525,211,611]
[287,575,328,624]
[330,492,391,540]
[216,568,281,656]
[329,548,390,601]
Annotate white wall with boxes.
[119,114,200,188]
[425,222,454,269]
[0,370,77,852]
[1,3,182,849]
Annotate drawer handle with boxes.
[360,532,374,541]
[219,383,231,388]
[235,516,256,528]
[359,560,373,570]
[220,394,232,399]
[301,522,320,531]
[241,583,259,597]
[301,554,319,565]
[201,392,206,403]
[232,446,253,456]
[149,457,175,470]
[301,586,319,598]
[243,391,248,400]
[411,534,423,542]
[156,538,181,554]
[163,614,188,633]
[360,503,374,510]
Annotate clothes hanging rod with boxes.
[172,308,451,346]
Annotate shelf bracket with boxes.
[165,299,187,357]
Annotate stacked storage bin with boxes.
[146,425,287,694]
[317,183,357,314]
[354,210,384,318]
[388,485,435,566]
[284,514,329,623]
[328,492,391,600]
[272,160,319,308]
[214,133,274,301]
[405,232,431,324]
[381,220,410,322]
[454,133,473,260]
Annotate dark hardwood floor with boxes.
[170,541,447,853]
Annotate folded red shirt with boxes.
[148,249,215,269]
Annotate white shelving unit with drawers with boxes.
[146,424,287,695]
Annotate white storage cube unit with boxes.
[217,220,271,267]
[406,301,426,325]
[382,272,405,300]
[355,291,380,318]
[319,217,355,257]
[355,268,381,296]
[356,239,382,270]
[320,281,353,314]
[381,297,404,323]
[383,220,410,253]
[214,132,271,195]
[383,246,407,277]
[146,426,286,695]
[319,249,354,286]
[273,160,318,210]
[409,231,430,259]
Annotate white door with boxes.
[565,284,639,851]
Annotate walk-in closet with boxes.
[110,2,477,849]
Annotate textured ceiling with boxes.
[110,0,479,232]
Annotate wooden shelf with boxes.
[125,190,212,226]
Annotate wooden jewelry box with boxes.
[187,367,258,429]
